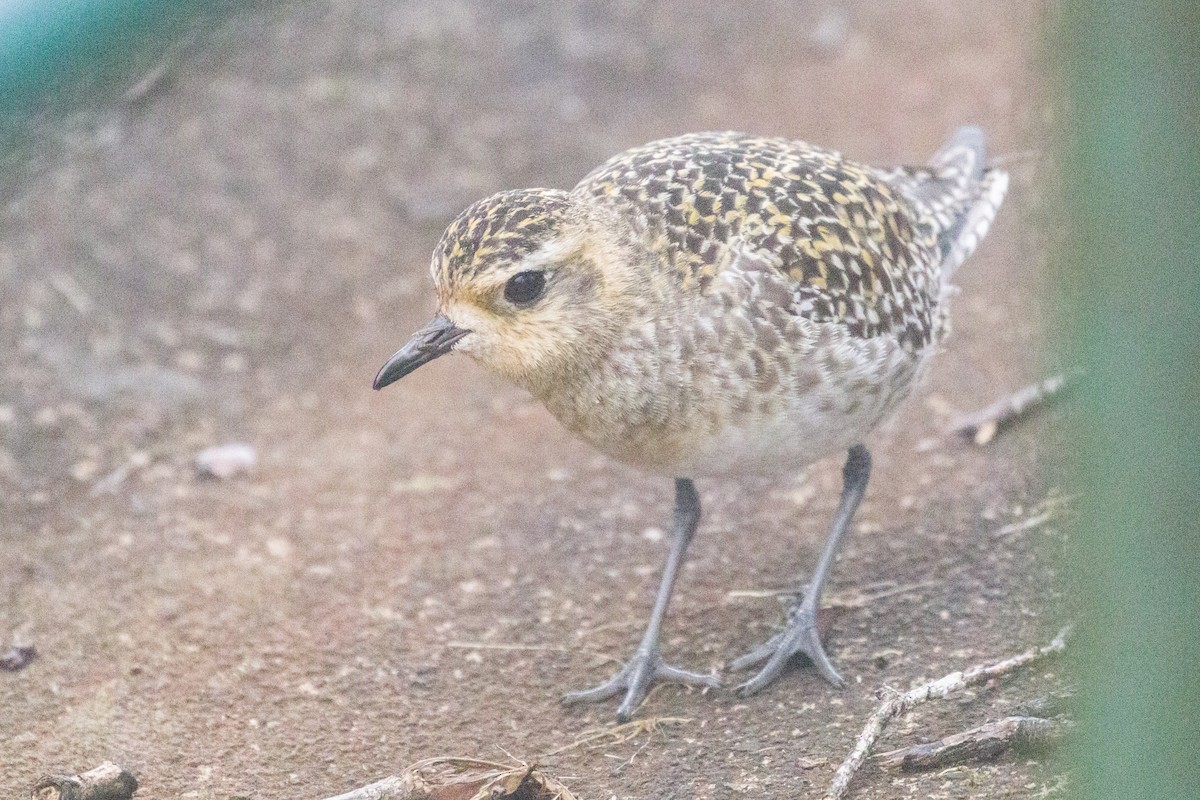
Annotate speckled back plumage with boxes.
[576,130,1003,352]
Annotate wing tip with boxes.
[931,125,988,181]
[940,167,1010,278]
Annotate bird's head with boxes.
[373,189,637,394]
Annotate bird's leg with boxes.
[563,478,719,721]
[732,444,872,695]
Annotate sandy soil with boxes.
[1,2,1071,797]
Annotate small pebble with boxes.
[0,645,36,672]
[809,9,850,53]
[641,527,665,542]
[195,442,257,479]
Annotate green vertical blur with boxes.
[1060,3,1200,799]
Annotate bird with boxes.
[373,128,1008,722]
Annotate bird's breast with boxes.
[536,306,928,478]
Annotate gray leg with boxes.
[563,478,720,721]
[732,445,872,695]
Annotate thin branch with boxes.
[992,491,1077,539]
[822,626,1071,800]
[875,715,1070,771]
[538,716,691,758]
[31,763,138,800]
[995,510,1054,539]
[952,372,1076,445]
[835,580,939,609]
[318,757,578,800]
[122,28,200,107]
[321,775,422,800]
[727,580,935,608]
[444,641,622,665]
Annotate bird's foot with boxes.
[562,647,720,722]
[730,599,844,695]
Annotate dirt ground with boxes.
[1,1,1072,797]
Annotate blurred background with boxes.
[0,1,1193,798]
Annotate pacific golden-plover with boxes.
[374,128,1008,721]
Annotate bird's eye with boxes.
[503,270,547,305]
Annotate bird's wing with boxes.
[575,131,959,351]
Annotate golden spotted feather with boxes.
[576,131,1001,351]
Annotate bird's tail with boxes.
[925,125,1009,278]
[880,126,1009,280]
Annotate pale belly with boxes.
[588,376,918,478]
[666,399,890,478]
[545,331,932,479]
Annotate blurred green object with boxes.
[1060,2,1200,799]
[0,0,198,114]
[0,0,250,183]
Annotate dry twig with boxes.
[992,491,1076,539]
[835,580,938,609]
[539,716,691,758]
[31,762,138,800]
[320,757,576,800]
[322,775,424,800]
[728,580,934,608]
[822,626,1071,800]
[875,715,1069,771]
[444,640,621,665]
[122,29,200,106]
[952,372,1075,444]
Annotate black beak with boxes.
[373,314,470,390]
